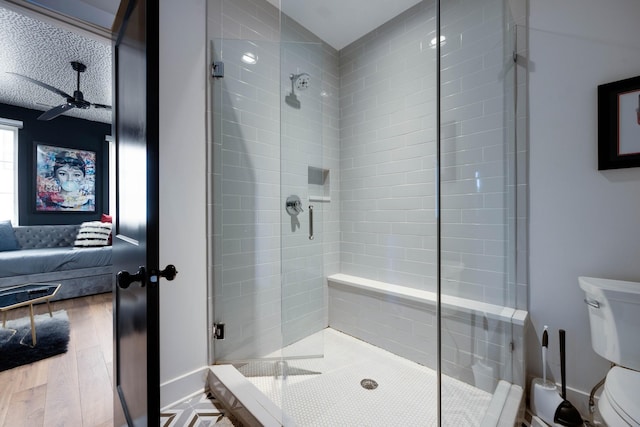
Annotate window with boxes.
[0,118,22,224]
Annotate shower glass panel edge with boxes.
[279,38,327,417]
[439,0,524,423]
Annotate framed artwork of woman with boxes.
[35,144,96,212]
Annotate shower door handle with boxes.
[309,205,314,240]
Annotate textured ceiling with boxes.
[0,5,112,123]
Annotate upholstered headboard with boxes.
[13,225,80,249]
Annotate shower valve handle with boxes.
[286,195,304,215]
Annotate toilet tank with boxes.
[578,276,640,371]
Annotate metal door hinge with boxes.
[509,341,515,352]
[212,61,224,79]
[213,323,225,340]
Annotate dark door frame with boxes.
[112,0,160,425]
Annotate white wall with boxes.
[528,0,640,411]
[159,0,209,406]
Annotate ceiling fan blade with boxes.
[7,72,73,99]
[92,103,112,110]
[38,103,75,121]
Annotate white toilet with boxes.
[578,276,640,426]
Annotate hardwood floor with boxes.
[0,293,113,427]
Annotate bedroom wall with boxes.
[0,102,111,226]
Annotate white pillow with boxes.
[73,221,113,248]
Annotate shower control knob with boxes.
[286,195,304,216]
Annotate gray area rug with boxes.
[0,309,69,371]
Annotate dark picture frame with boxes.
[34,143,97,212]
[598,75,640,170]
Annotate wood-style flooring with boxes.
[0,292,113,427]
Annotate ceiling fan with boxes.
[7,61,111,121]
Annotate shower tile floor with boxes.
[237,328,493,426]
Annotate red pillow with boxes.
[101,214,113,245]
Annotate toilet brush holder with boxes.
[530,378,564,426]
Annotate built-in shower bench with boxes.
[327,273,528,325]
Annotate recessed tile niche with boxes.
[308,166,330,202]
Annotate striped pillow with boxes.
[73,221,113,248]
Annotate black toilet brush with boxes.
[554,329,584,426]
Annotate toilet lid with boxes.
[604,366,640,424]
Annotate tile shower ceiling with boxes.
[0,5,112,123]
[271,0,423,50]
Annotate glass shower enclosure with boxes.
[206,0,528,425]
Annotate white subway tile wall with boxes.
[339,1,439,291]
[339,0,517,309]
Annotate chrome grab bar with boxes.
[309,205,314,240]
[584,298,600,309]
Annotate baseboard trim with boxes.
[160,366,209,410]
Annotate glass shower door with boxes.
[210,35,324,385]
[211,37,290,364]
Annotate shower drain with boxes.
[360,379,378,390]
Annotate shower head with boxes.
[292,73,310,91]
[285,72,310,109]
